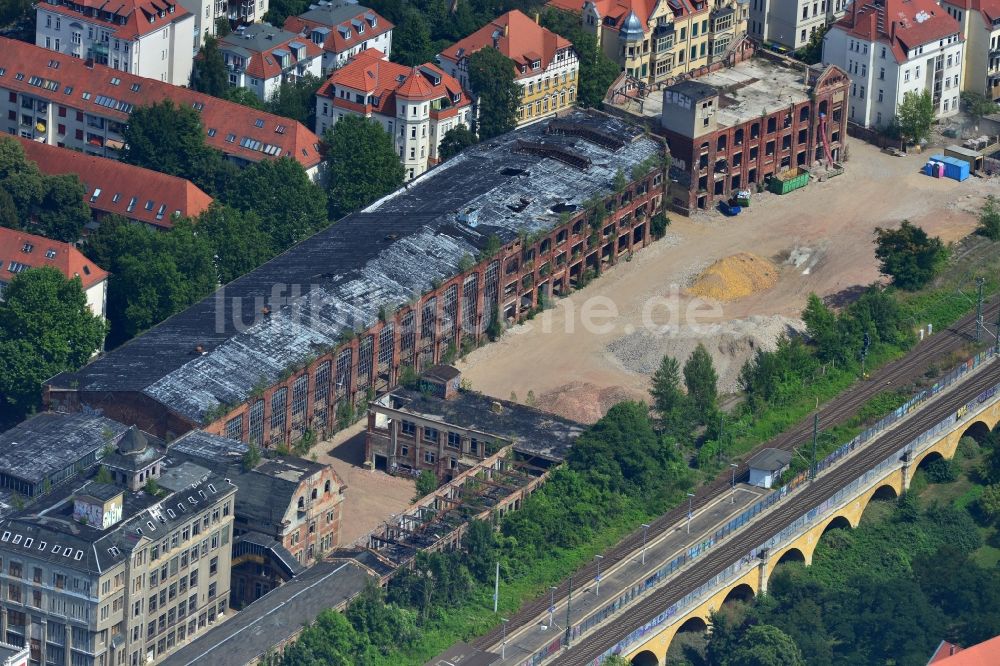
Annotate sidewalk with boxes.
[492,484,765,664]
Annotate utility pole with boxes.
[594,555,604,596]
[564,575,573,648]
[977,276,986,343]
[493,561,499,613]
[548,586,557,629]
[501,618,509,659]
[860,332,871,378]
[810,412,819,480]
[686,492,695,533]
[730,463,739,503]
[641,523,650,565]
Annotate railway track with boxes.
[553,354,1000,664]
[472,296,999,651]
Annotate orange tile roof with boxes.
[284,7,393,55]
[317,49,470,107]
[0,227,107,290]
[929,636,1000,665]
[0,37,322,169]
[439,10,574,80]
[16,138,213,229]
[37,0,191,41]
[833,0,962,63]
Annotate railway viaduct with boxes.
[619,380,999,666]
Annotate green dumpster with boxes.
[768,168,809,195]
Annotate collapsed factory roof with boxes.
[51,110,662,425]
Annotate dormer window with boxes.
[532,60,541,69]
[21,243,33,253]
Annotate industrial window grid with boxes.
[335,349,352,398]
[399,312,415,362]
[248,400,264,446]
[377,324,394,370]
[313,361,331,429]
[270,387,287,445]
[357,336,374,389]
[291,374,309,427]
[483,260,500,328]
[462,273,478,335]
[441,285,458,337]
[420,298,436,346]
[225,415,242,441]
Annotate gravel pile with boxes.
[605,314,806,394]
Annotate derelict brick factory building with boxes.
[46,110,666,447]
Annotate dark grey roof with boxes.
[0,412,127,485]
[233,532,304,578]
[426,642,500,666]
[746,447,792,472]
[102,443,163,473]
[219,23,301,56]
[77,483,122,502]
[424,364,462,383]
[118,427,148,454]
[386,389,585,461]
[51,111,662,426]
[298,0,373,28]
[161,560,371,666]
[168,430,249,465]
[667,80,719,101]
[157,461,214,493]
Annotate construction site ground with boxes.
[459,141,995,423]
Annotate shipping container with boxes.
[929,154,970,181]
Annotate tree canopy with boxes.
[874,220,947,291]
[196,203,274,284]
[266,75,325,127]
[0,267,106,424]
[439,126,477,161]
[684,342,718,423]
[324,116,405,218]
[895,90,935,145]
[468,47,520,139]
[190,36,228,97]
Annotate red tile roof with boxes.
[16,138,213,229]
[218,25,324,80]
[0,37,322,169]
[928,635,1000,665]
[284,8,393,55]
[439,10,574,80]
[941,0,1000,28]
[317,49,470,108]
[37,0,191,41]
[546,0,699,34]
[0,227,107,290]
[833,0,962,63]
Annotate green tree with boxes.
[977,483,1000,523]
[214,16,231,37]
[34,174,91,241]
[324,116,405,218]
[391,7,436,66]
[462,519,498,583]
[895,90,935,145]
[280,608,375,665]
[802,293,841,362]
[0,188,17,230]
[684,343,718,423]
[414,469,438,499]
[266,74,324,127]
[225,156,327,249]
[190,37,228,97]
[724,625,805,666]
[961,91,1000,119]
[468,47,520,139]
[650,354,684,426]
[344,582,417,655]
[439,125,477,161]
[197,203,274,284]
[794,24,828,64]
[977,195,1000,241]
[873,220,947,290]
[94,466,113,485]
[0,135,39,180]
[224,86,265,109]
[0,268,106,421]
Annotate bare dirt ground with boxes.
[312,423,415,545]
[458,141,995,423]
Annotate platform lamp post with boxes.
[548,586,558,629]
[686,492,695,533]
[730,463,739,503]
[641,523,650,565]
[594,555,604,596]
[501,617,509,659]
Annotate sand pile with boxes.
[688,252,779,301]
[535,382,636,424]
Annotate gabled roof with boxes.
[831,0,962,63]
[0,226,108,290]
[438,10,574,80]
[0,38,322,169]
[928,635,1000,664]
[37,0,191,42]
[940,0,1000,28]
[218,24,324,80]
[284,1,393,55]
[316,49,469,107]
[546,0,700,33]
[16,138,212,229]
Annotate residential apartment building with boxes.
[0,227,108,319]
[16,138,213,230]
[366,366,583,480]
[0,38,323,178]
[284,0,393,75]
[941,0,1000,100]
[438,10,580,126]
[749,0,848,50]
[315,49,472,180]
[659,57,849,211]
[823,0,965,128]
[177,0,269,50]
[217,24,324,101]
[0,414,236,666]
[547,0,748,86]
[46,111,666,450]
[35,0,195,86]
